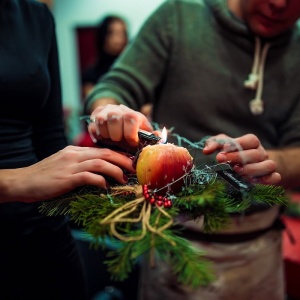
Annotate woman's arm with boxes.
[0,145,135,203]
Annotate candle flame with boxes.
[160,127,167,144]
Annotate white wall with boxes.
[52,0,165,141]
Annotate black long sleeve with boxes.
[0,0,67,168]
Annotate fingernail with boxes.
[88,129,97,143]
[96,126,101,136]
[129,118,136,125]
[108,114,121,121]
[93,120,100,136]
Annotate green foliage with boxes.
[164,234,215,287]
[102,210,214,287]
[39,181,288,288]
[105,242,136,281]
[246,184,287,205]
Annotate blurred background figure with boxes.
[81,15,128,99]
[75,15,129,147]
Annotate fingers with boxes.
[203,134,230,154]
[229,156,280,186]
[68,146,136,172]
[255,172,281,185]
[232,134,260,151]
[216,145,268,165]
[122,110,145,146]
[56,145,135,176]
[76,150,137,188]
[237,171,281,186]
[76,159,128,186]
[62,147,136,189]
[89,104,153,147]
[87,122,98,143]
[73,172,110,189]
[24,146,137,202]
[204,134,267,165]
[203,134,280,185]
[233,159,276,178]
[96,110,123,140]
[203,134,261,154]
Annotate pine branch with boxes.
[38,197,72,216]
[102,207,215,287]
[105,241,136,281]
[151,230,215,287]
[248,184,288,206]
[37,177,288,288]
[38,185,104,216]
[168,236,215,287]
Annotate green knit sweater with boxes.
[86,0,300,164]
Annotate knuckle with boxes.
[76,172,90,184]
[97,149,113,159]
[249,134,260,147]
[60,146,76,159]
[124,111,138,123]
[107,111,121,121]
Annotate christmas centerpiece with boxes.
[39,126,288,288]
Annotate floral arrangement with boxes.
[39,129,287,288]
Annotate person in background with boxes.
[77,15,129,147]
[81,15,128,99]
[0,1,135,299]
[84,0,300,299]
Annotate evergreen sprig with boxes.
[105,241,137,281]
[246,184,287,205]
[160,231,215,288]
[102,209,214,287]
[38,179,288,288]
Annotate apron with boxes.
[138,206,284,300]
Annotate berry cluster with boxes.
[142,185,172,208]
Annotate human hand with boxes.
[88,104,153,150]
[12,146,136,203]
[202,133,281,185]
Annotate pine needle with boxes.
[38,178,288,288]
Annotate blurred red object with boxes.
[282,193,300,300]
[74,131,95,147]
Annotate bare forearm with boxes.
[0,146,136,204]
[0,168,30,203]
[268,147,300,189]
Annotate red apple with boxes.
[136,143,194,195]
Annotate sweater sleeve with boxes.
[32,7,68,160]
[84,0,175,114]
[278,93,300,147]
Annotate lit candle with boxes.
[160,127,167,144]
[136,127,194,195]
